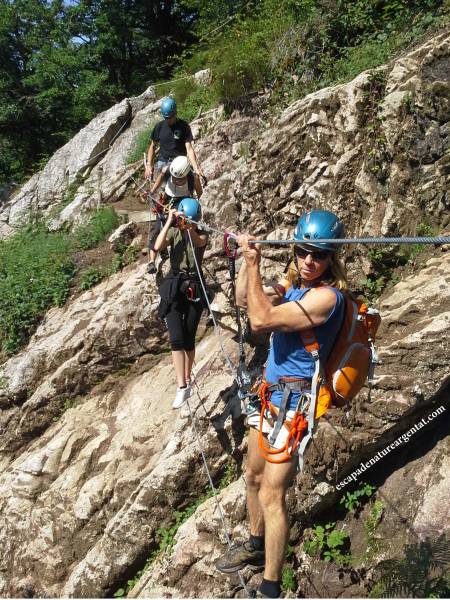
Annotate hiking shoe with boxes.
[215,541,265,573]
[172,385,191,409]
[255,590,283,598]
[147,261,157,275]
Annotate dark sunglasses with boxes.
[294,246,330,261]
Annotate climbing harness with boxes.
[141,181,446,465]
[141,187,446,585]
[247,286,382,467]
[256,377,310,464]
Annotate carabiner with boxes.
[223,232,238,258]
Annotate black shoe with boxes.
[215,541,265,573]
[147,261,157,274]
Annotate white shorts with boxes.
[246,406,300,452]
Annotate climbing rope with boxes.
[186,229,237,379]
[186,396,251,596]
[224,233,252,400]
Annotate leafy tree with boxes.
[0,0,199,189]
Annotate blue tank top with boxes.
[265,286,345,410]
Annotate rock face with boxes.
[197,32,449,267]
[0,31,449,599]
[0,264,163,466]
[0,86,157,237]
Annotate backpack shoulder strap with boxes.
[296,287,346,469]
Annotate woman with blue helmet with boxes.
[153,197,208,409]
[215,210,348,599]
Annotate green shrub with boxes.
[404,222,435,263]
[0,207,124,355]
[369,536,450,598]
[79,245,139,291]
[79,267,103,290]
[364,499,384,556]
[303,522,351,565]
[282,565,296,593]
[157,75,218,124]
[125,117,159,165]
[72,206,119,250]
[340,483,376,513]
[0,226,75,354]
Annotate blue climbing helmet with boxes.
[294,210,344,252]
[160,97,177,119]
[178,197,200,221]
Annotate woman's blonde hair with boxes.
[286,250,349,291]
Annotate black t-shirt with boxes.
[151,119,193,161]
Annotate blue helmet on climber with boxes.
[160,97,177,119]
[294,210,344,251]
[178,197,200,221]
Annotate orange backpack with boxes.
[300,292,381,419]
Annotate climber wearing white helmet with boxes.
[146,156,203,274]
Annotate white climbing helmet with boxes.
[169,156,191,178]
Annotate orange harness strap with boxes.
[257,380,309,464]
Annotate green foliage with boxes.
[0,0,199,189]
[361,246,404,301]
[218,458,238,489]
[0,206,125,354]
[404,222,435,263]
[78,244,139,291]
[61,180,82,207]
[113,553,156,598]
[340,483,376,513]
[361,221,436,300]
[282,565,297,593]
[79,267,103,291]
[364,499,384,557]
[0,226,75,354]
[158,75,218,124]
[2,0,448,191]
[303,522,351,565]
[369,536,450,598]
[113,491,213,597]
[72,207,119,251]
[125,118,159,165]
[192,0,449,111]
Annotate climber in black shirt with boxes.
[144,97,205,184]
